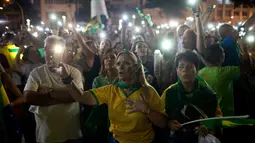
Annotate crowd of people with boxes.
[0,7,255,143]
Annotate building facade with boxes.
[206,0,255,25]
[40,0,77,28]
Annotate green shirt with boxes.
[198,66,240,116]
[92,75,115,88]
[161,78,217,122]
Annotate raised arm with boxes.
[195,7,207,54]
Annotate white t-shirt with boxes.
[24,64,83,143]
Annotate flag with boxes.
[181,115,255,129]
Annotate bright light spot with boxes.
[54,44,63,54]
[58,21,62,26]
[119,19,123,23]
[114,30,118,34]
[27,28,31,32]
[132,15,136,19]
[186,17,194,22]
[36,26,43,31]
[249,27,253,31]
[169,21,178,27]
[68,23,73,28]
[154,50,161,55]
[135,27,140,33]
[238,22,242,25]
[217,23,223,29]
[228,21,231,24]
[231,16,234,19]
[0,7,3,10]
[62,15,66,19]
[123,15,128,21]
[41,21,44,25]
[157,26,160,29]
[241,27,245,31]
[128,22,133,27]
[166,26,169,29]
[213,5,216,8]
[118,25,122,30]
[211,28,216,31]
[233,26,238,30]
[24,45,28,48]
[45,28,50,31]
[50,14,57,20]
[26,19,30,22]
[30,25,33,28]
[247,35,255,43]
[141,21,145,25]
[32,32,38,37]
[156,30,160,35]
[132,36,136,40]
[207,23,214,29]
[161,39,173,50]
[99,32,106,39]
[161,24,164,28]
[76,24,80,28]
[188,0,197,5]
[5,26,8,29]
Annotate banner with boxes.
[91,0,109,19]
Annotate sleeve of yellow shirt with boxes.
[146,86,166,115]
[89,85,111,105]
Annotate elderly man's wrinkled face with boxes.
[182,30,195,50]
[44,41,65,67]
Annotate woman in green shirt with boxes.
[92,48,117,88]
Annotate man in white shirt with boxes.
[24,35,83,143]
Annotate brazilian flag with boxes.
[0,79,22,142]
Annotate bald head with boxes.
[219,24,233,39]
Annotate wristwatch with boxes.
[62,76,73,84]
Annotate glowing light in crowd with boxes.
[36,26,43,31]
[154,49,161,55]
[132,36,136,40]
[211,28,216,31]
[0,7,3,10]
[238,22,243,25]
[45,28,50,31]
[32,32,38,38]
[166,26,170,29]
[99,32,106,39]
[169,21,178,27]
[50,14,57,20]
[233,26,238,30]
[156,30,160,35]
[160,24,164,28]
[213,5,216,8]
[114,30,118,34]
[231,16,234,19]
[207,23,214,29]
[249,27,253,31]
[68,23,73,28]
[62,15,66,19]
[41,21,44,25]
[5,26,8,29]
[161,39,173,50]
[26,19,30,22]
[217,23,222,29]
[123,15,128,21]
[186,17,194,22]
[77,25,80,28]
[30,25,33,28]
[54,44,63,54]
[188,0,197,5]
[247,35,254,43]
[27,28,31,32]
[58,21,62,26]
[128,22,133,27]
[135,27,140,33]
[228,21,231,24]
[240,27,245,31]
[141,21,145,25]
[132,15,136,19]
[24,45,28,48]
[157,26,160,29]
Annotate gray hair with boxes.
[44,35,66,48]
